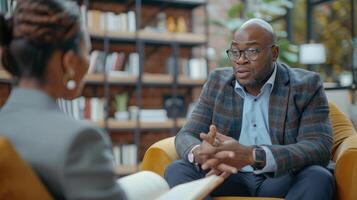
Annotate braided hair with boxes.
[0,0,82,81]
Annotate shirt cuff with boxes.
[253,146,277,174]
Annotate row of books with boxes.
[166,57,208,79]
[113,144,137,166]
[89,50,208,79]
[87,10,136,33]
[58,97,169,122]
[89,50,139,77]
[58,97,105,121]
[115,109,168,121]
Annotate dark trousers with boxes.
[164,160,335,200]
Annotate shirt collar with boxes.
[234,63,277,98]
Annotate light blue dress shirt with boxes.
[235,64,277,173]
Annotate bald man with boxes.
[165,19,335,200]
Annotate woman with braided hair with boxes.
[0,0,126,199]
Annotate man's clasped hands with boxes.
[192,125,255,178]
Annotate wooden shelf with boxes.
[85,73,137,85]
[89,29,207,46]
[95,118,187,130]
[0,71,206,86]
[90,0,206,9]
[86,73,206,87]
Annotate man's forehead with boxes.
[231,40,259,46]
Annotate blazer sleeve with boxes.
[61,127,127,200]
[175,71,216,160]
[267,74,333,177]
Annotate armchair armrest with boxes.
[334,134,357,200]
[140,137,179,177]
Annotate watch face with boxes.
[188,152,194,163]
[255,148,265,162]
[254,147,266,170]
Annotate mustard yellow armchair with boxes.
[141,102,357,200]
[0,137,53,200]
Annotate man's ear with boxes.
[272,45,279,62]
[62,50,78,76]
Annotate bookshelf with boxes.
[83,0,209,176]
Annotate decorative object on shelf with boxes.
[114,93,129,120]
[167,16,176,32]
[163,94,185,118]
[176,16,187,33]
[157,12,167,32]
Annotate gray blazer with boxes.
[0,88,126,200]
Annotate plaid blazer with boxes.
[175,62,333,177]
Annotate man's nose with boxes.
[236,51,249,64]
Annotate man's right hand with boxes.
[195,125,238,175]
[192,125,218,165]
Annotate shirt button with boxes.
[254,99,257,102]
[253,124,257,127]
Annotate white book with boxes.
[90,98,98,121]
[199,59,208,79]
[128,53,140,76]
[80,5,87,28]
[71,98,80,120]
[119,13,128,32]
[113,145,121,166]
[127,11,136,32]
[106,12,118,32]
[64,100,73,118]
[105,53,116,73]
[122,144,137,166]
[88,50,99,74]
[188,58,201,79]
[78,97,86,120]
[98,98,105,121]
[117,171,224,200]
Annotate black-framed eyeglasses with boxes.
[226,44,275,61]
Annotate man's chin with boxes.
[236,78,252,87]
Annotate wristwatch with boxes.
[253,146,266,170]
[188,145,200,164]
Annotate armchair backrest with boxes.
[328,102,357,161]
[0,136,53,200]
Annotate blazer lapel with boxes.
[269,63,290,145]
[214,74,243,139]
[232,79,243,140]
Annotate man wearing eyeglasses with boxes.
[165,18,335,200]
